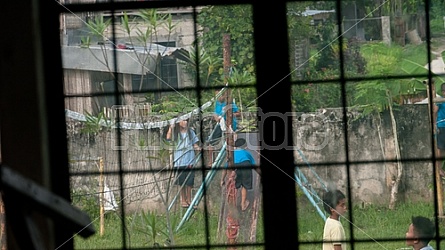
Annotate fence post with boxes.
[99,157,105,236]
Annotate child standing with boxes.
[166,117,201,208]
[322,189,348,250]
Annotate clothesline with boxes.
[65,87,228,130]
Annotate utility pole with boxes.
[222,33,238,250]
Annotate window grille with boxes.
[7,0,441,249]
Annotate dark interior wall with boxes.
[1,1,72,249]
[0,0,298,249]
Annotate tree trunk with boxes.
[388,99,403,210]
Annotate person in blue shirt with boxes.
[433,83,445,177]
[221,138,256,211]
[209,89,240,145]
[166,117,201,208]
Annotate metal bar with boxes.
[294,169,326,221]
[0,165,95,238]
[175,144,227,232]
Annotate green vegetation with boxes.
[72,4,445,249]
[297,201,442,249]
[74,208,229,248]
[74,200,444,249]
[292,39,444,114]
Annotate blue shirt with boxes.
[173,129,199,167]
[420,245,434,250]
[233,149,256,165]
[215,101,239,131]
[437,102,445,128]
[225,149,256,168]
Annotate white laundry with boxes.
[102,184,118,211]
[219,116,226,131]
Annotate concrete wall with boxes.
[67,104,436,212]
[295,104,434,206]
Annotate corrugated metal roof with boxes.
[61,43,190,75]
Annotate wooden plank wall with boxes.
[64,69,94,114]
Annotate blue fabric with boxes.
[233,149,256,165]
[215,101,239,131]
[173,130,199,167]
[438,127,445,149]
[226,149,256,189]
[420,245,434,250]
[225,149,256,168]
[437,102,445,128]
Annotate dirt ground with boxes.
[431,37,445,58]
[429,37,445,75]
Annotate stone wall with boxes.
[67,104,436,212]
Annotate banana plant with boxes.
[401,58,445,96]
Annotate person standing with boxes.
[221,138,256,211]
[322,189,348,250]
[405,216,435,250]
[206,89,241,167]
[166,117,201,208]
[433,83,445,177]
[210,89,241,144]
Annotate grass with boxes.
[74,201,445,249]
[297,200,445,250]
[73,40,445,249]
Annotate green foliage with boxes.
[353,42,440,115]
[196,5,255,76]
[399,44,429,72]
[137,138,147,148]
[71,189,100,220]
[431,0,445,19]
[312,26,367,77]
[162,13,177,38]
[354,81,393,114]
[399,45,445,94]
[121,11,132,36]
[146,67,256,114]
[226,68,256,108]
[286,2,313,40]
[430,18,445,36]
[295,36,366,112]
[80,36,91,48]
[401,59,436,93]
[184,3,312,113]
[299,39,444,114]
[132,9,175,45]
[148,92,200,114]
[354,43,400,114]
[402,0,424,15]
[81,111,113,136]
[178,45,223,87]
[312,20,339,71]
[135,210,169,246]
[189,4,314,113]
[85,15,111,43]
[292,80,345,112]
